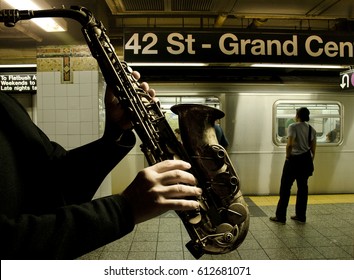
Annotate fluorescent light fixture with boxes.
[251,63,349,69]
[128,63,208,67]
[31,18,66,32]
[0,64,36,68]
[4,0,66,32]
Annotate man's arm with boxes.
[310,136,316,160]
[286,135,294,159]
[0,194,135,260]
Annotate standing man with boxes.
[270,107,316,224]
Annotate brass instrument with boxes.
[0,6,249,259]
[172,104,249,256]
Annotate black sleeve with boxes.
[0,93,137,259]
[50,130,137,205]
[0,194,135,260]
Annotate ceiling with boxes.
[0,0,353,47]
[107,0,354,28]
[0,0,353,80]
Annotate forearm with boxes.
[286,144,292,159]
[54,130,136,204]
[311,141,316,160]
[0,194,135,260]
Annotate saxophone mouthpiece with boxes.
[0,9,34,27]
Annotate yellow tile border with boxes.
[248,194,354,206]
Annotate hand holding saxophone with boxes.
[103,70,157,141]
[122,160,201,224]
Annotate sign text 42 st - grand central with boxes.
[124,31,354,64]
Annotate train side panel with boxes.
[224,92,354,195]
[114,82,354,196]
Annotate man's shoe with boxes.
[269,216,286,225]
[291,215,306,223]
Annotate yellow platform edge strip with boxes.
[248,194,354,206]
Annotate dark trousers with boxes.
[275,157,310,221]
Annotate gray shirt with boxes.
[288,122,316,155]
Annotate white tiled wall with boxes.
[36,70,100,149]
[36,70,111,198]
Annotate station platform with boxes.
[79,194,354,260]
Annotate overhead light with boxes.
[251,63,349,69]
[128,63,208,67]
[0,64,36,68]
[3,0,66,32]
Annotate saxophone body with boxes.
[172,104,249,257]
[0,6,249,259]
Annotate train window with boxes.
[273,101,342,146]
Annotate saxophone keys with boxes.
[226,202,248,225]
[211,172,239,197]
[188,213,202,225]
[199,199,208,211]
[187,199,207,225]
[199,144,225,171]
[215,223,238,245]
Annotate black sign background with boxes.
[124,30,354,65]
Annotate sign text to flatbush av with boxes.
[0,73,37,93]
[124,31,354,64]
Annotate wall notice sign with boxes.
[339,69,354,90]
[0,73,37,94]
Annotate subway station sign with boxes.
[0,73,37,94]
[124,30,354,65]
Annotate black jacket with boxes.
[0,93,135,259]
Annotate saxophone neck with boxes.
[0,6,95,28]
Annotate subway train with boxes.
[1,4,353,199]
[112,74,354,196]
[4,68,353,198]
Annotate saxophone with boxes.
[0,6,249,259]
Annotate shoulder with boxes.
[288,122,297,133]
